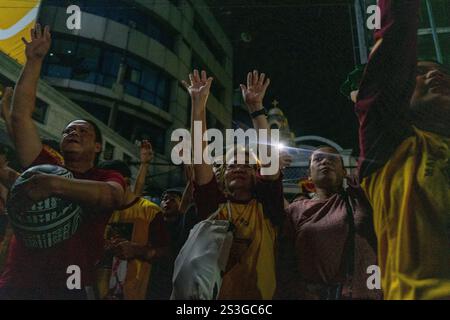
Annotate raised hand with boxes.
[22,24,52,62]
[240,70,270,112]
[140,140,154,164]
[182,70,213,113]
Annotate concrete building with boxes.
[1,0,234,195]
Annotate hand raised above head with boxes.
[21,24,52,62]
[140,140,154,164]
[182,70,213,112]
[240,70,270,112]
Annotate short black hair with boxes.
[81,119,103,145]
[63,119,103,165]
[98,160,131,178]
[161,188,184,199]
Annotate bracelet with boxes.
[250,108,267,119]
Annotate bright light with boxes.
[277,143,286,150]
[67,50,72,54]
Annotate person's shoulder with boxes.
[414,126,450,146]
[139,198,162,211]
[41,145,64,166]
[30,147,63,167]
[289,198,310,209]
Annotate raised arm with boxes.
[11,24,52,168]
[133,140,153,196]
[356,0,420,178]
[9,173,124,215]
[240,70,279,180]
[182,70,214,186]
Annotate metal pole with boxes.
[354,0,369,64]
[348,4,358,66]
[425,0,443,63]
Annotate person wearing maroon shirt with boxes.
[277,146,381,300]
[0,24,125,299]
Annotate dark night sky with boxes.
[210,0,360,152]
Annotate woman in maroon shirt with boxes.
[277,146,382,300]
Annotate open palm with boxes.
[182,70,213,106]
[140,140,154,163]
[240,70,270,112]
[22,24,51,61]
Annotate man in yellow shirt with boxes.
[96,160,169,300]
[354,0,450,299]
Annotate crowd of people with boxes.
[0,0,448,300]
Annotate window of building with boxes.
[134,125,166,155]
[192,16,226,65]
[42,0,176,50]
[115,111,166,154]
[76,101,111,124]
[103,141,115,160]
[72,42,101,83]
[123,153,132,164]
[429,0,450,28]
[99,51,122,88]
[32,100,49,124]
[43,34,172,111]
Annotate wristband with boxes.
[250,108,267,119]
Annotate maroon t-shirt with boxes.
[0,149,125,298]
[277,178,381,299]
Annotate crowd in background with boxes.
[0,0,449,300]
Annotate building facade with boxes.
[1,0,234,195]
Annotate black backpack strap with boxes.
[342,190,356,298]
[325,191,356,300]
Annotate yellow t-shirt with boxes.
[361,127,450,299]
[214,200,278,300]
[96,197,162,300]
